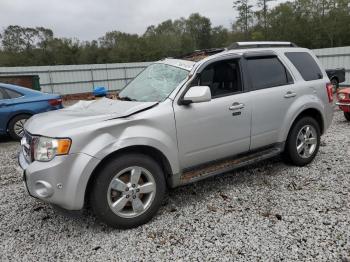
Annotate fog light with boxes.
[34,181,54,198]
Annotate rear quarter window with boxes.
[4,88,23,99]
[0,88,7,100]
[285,52,323,81]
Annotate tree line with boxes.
[0,0,349,67]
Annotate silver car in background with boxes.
[18,44,334,228]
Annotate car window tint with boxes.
[198,59,242,98]
[285,52,323,81]
[4,88,22,99]
[246,57,292,90]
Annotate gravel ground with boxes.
[0,110,349,261]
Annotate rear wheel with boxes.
[8,114,31,140]
[90,153,166,229]
[284,117,321,166]
[344,112,350,121]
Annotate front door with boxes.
[173,58,252,169]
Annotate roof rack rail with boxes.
[176,41,297,62]
[228,41,298,50]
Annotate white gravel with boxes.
[0,110,349,261]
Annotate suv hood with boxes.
[25,98,158,136]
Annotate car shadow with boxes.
[47,156,285,231]
[164,156,286,208]
[0,135,14,143]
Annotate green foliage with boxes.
[233,0,254,38]
[0,2,350,67]
[233,0,350,47]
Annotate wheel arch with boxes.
[84,145,174,206]
[6,112,33,131]
[287,108,324,139]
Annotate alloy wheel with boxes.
[296,125,318,159]
[13,119,27,138]
[107,166,156,218]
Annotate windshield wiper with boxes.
[119,96,138,101]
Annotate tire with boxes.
[8,114,31,140]
[344,112,350,122]
[90,153,166,229]
[284,117,321,166]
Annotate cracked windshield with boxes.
[118,63,189,102]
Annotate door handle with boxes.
[229,102,245,111]
[0,103,7,108]
[284,91,297,98]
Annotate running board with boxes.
[180,147,282,185]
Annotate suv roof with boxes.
[172,47,310,67]
[178,41,298,62]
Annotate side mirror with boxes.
[182,86,211,105]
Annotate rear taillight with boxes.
[326,83,333,103]
[49,98,62,107]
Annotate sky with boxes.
[0,0,239,41]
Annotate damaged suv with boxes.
[19,44,334,228]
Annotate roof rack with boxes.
[228,41,298,50]
[177,41,297,62]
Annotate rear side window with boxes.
[246,57,293,90]
[0,88,7,100]
[4,88,22,99]
[285,52,323,81]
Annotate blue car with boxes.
[0,83,63,140]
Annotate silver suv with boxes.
[18,46,334,228]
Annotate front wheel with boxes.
[284,117,321,166]
[90,153,166,229]
[344,112,350,121]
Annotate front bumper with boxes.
[18,150,100,210]
[336,101,350,112]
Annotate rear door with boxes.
[243,52,296,150]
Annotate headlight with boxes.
[338,93,346,100]
[34,137,71,162]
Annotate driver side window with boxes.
[194,59,243,98]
